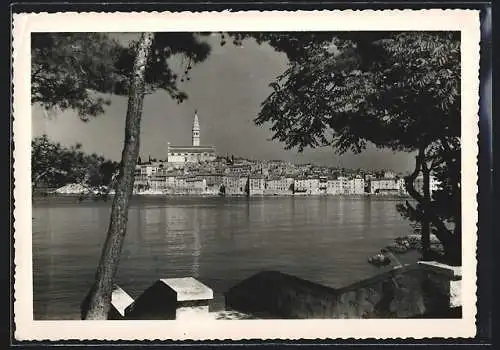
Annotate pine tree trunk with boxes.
[81,32,155,320]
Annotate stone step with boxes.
[109,285,135,320]
[123,277,214,320]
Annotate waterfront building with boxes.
[294,177,306,194]
[265,177,294,195]
[349,177,365,195]
[165,172,177,188]
[150,173,167,192]
[134,164,153,192]
[398,178,408,195]
[239,177,248,193]
[223,174,245,195]
[284,177,295,193]
[249,175,265,195]
[414,174,440,195]
[173,176,186,190]
[133,175,149,192]
[174,176,207,194]
[294,177,320,195]
[326,178,342,195]
[326,176,363,195]
[264,177,279,195]
[319,176,328,194]
[201,173,224,187]
[194,173,224,194]
[337,176,351,194]
[186,177,207,194]
[327,176,350,195]
[167,111,217,165]
[369,177,400,195]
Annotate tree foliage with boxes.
[253,32,460,153]
[243,31,461,263]
[31,135,119,191]
[32,33,121,119]
[32,33,211,119]
[114,33,211,101]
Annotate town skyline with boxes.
[32,105,416,173]
[32,33,416,173]
[33,118,414,177]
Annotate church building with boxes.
[167,110,217,164]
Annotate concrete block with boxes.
[108,285,134,320]
[125,277,213,320]
[418,260,462,309]
[449,279,461,308]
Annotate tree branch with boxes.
[404,147,454,249]
[31,64,45,82]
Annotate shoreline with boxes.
[33,192,412,201]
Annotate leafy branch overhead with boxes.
[222,31,461,264]
[115,33,211,101]
[247,32,461,154]
[31,33,211,119]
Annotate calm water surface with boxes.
[32,196,417,320]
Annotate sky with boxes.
[32,33,416,173]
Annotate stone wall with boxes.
[225,271,340,318]
[225,261,461,319]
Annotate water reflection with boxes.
[144,207,161,226]
[363,200,372,226]
[191,207,201,278]
[32,196,413,320]
[338,198,345,224]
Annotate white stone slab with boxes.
[418,261,462,279]
[159,277,213,302]
[110,286,134,317]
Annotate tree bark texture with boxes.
[421,160,431,259]
[81,32,155,320]
[404,146,460,265]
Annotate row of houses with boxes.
[135,158,387,182]
[133,166,438,196]
[292,176,399,195]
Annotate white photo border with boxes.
[13,9,480,341]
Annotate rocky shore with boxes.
[368,233,444,267]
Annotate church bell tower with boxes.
[192,110,200,146]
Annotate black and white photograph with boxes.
[13,10,480,340]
